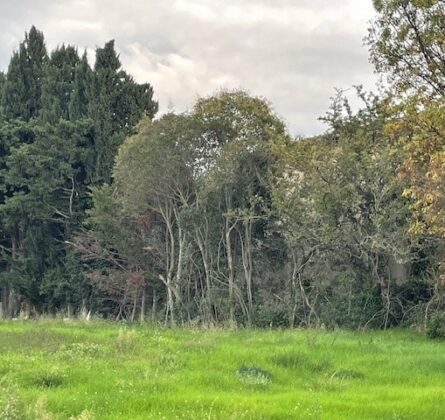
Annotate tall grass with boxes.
[0,320,444,419]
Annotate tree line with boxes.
[0,26,157,317]
[0,0,444,330]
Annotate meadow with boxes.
[0,321,445,419]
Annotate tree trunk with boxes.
[152,287,157,322]
[140,287,146,323]
[6,233,19,318]
[225,217,236,327]
[240,219,253,325]
[196,235,212,323]
[131,290,138,322]
[162,210,176,325]
[0,286,8,319]
[176,225,186,298]
[289,250,298,328]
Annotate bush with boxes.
[318,277,383,329]
[426,312,445,339]
[251,301,289,328]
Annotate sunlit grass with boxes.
[1,320,445,419]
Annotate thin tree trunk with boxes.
[298,273,319,326]
[0,287,7,319]
[196,235,212,323]
[383,276,391,330]
[289,250,298,328]
[240,220,253,325]
[161,208,176,325]
[140,287,146,323]
[131,290,138,322]
[7,234,18,318]
[176,225,186,298]
[152,288,157,322]
[225,217,236,327]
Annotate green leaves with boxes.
[0,27,158,313]
[1,26,47,121]
[367,0,445,96]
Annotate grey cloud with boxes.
[0,0,378,135]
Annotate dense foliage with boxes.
[0,1,444,331]
[0,27,157,317]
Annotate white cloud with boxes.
[0,0,378,135]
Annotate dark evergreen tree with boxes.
[0,28,157,315]
[40,45,81,123]
[2,26,47,121]
[0,72,5,115]
[68,52,93,120]
[89,40,157,183]
[1,52,28,120]
[0,118,97,310]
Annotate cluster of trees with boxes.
[0,27,157,317]
[0,0,444,329]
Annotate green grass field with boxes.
[1,320,445,419]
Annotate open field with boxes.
[1,321,445,419]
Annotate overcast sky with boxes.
[0,0,378,136]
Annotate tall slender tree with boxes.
[2,26,48,121]
[89,40,157,184]
[40,45,82,123]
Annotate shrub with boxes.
[426,312,445,339]
[251,301,289,328]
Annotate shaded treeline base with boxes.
[1,0,445,330]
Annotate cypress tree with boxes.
[2,26,47,121]
[41,45,81,123]
[88,41,120,183]
[69,51,93,120]
[89,40,157,183]
[0,72,5,116]
[1,52,28,120]
[0,28,157,314]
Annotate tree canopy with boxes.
[0,10,444,330]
